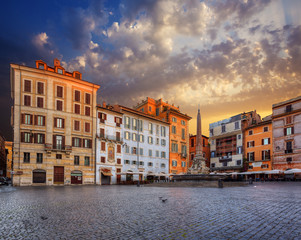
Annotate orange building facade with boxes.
[135,98,191,174]
[244,117,273,176]
[189,135,210,168]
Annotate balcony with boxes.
[97,134,123,143]
[285,149,293,154]
[219,155,232,162]
[45,143,72,155]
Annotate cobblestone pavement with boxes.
[0,182,300,240]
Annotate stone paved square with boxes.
[0,182,300,239]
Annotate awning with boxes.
[284,169,301,174]
[263,170,283,174]
[101,172,113,176]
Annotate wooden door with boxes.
[54,166,64,184]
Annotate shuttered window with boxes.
[85,93,91,104]
[37,97,44,108]
[85,122,90,133]
[101,157,105,163]
[74,120,80,131]
[117,145,121,153]
[85,106,90,116]
[56,100,63,111]
[24,80,31,92]
[101,142,106,151]
[37,82,44,94]
[24,95,31,106]
[74,104,80,114]
[57,86,63,98]
[74,90,80,102]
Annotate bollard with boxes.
[218,179,223,188]
[249,178,253,185]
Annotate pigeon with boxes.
[162,199,167,203]
[40,216,48,220]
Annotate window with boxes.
[38,63,44,69]
[286,141,293,154]
[263,126,269,132]
[161,126,166,137]
[221,125,226,133]
[83,139,92,148]
[74,104,80,114]
[191,139,195,147]
[261,164,269,169]
[74,156,79,165]
[141,107,144,112]
[124,116,130,128]
[247,152,255,161]
[181,129,185,140]
[101,142,106,151]
[85,122,90,133]
[139,134,144,143]
[54,135,63,150]
[132,133,137,141]
[148,136,153,144]
[57,86,63,98]
[286,116,292,124]
[149,106,152,111]
[125,146,130,153]
[132,119,137,130]
[57,68,63,74]
[181,161,186,167]
[116,132,121,141]
[100,128,105,138]
[286,157,292,162]
[56,100,63,111]
[101,157,105,163]
[237,146,242,154]
[149,149,152,156]
[37,82,44,94]
[73,138,81,147]
[249,130,253,135]
[117,145,121,153]
[23,132,31,143]
[161,139,166,146]
[99,113,107,123]
[211,163,215,168]
[139,161,144,166]
[124,160,130,165]
[156,125,159,135]
[117,158,121,164]
[156,151,159,157]
[172,126,176,134]
[286,105,292,113]
[210,129,214,136]
[132,161,137,165]
[203,139,205,147]
[84,156,90,166]
[85,106,90,116]
[247,141,255,148]
[181,145,187,156]
[125,131,130,140]
[161,151,166,158]
[24,114,32,125]
[171,142,178,153]
[237,134,241,140]
[262,138,270,145]
[54,118,64,128]
[36,116,45,126]
[132,147,137,154]
[85,93,91,104]
[37,153,43,164]
[24,152,30,163]
[172,117,177,123]
[172,160,177,167]
[75,90,81,102]
[36,133,45,144]
[181,120,185,126]
[148,123,153,134]
[236,160,242,165]
[222,162,228,167]
[211,140,214,145]
[235,122,239,129]
[148,162,153,167]
[138,120,143,131]
[37,97,44,108]
[156,108,160,116]
[115,117,122,127]
[284,127,294,136]
[74,120,80,131]
[24,95,31,106]
[156,138,159,145]
[248,165,253,170]
[24,80,31,92]
[161,163,166,168]
[56,154,62,159]
[262,150,271,160]
[140,148,143,155]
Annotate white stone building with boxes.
[120,106,170,182]
[95,104,123,185]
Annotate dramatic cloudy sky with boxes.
[1,0,301,140]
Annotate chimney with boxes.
[54,58,60,67]
[102,101,106,108]
[113,105,121,112]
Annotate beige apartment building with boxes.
[10,59,99,186]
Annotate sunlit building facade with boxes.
[10,59,99,186]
